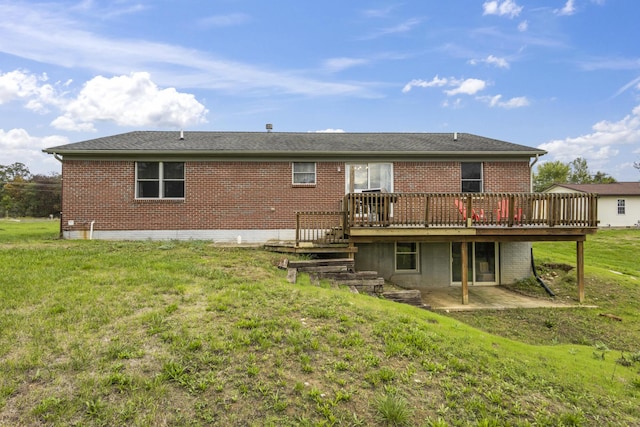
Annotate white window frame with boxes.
[292,162,316,185]
[395,242,419,272]
[135,161,185,199]
[345,163,394,193]
[617,199,626,215]
[461,162,483,193]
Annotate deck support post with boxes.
[577,240,585,303]
[461,242,469,304]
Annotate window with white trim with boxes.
[617,199,626,215]
[461,162,482,193]
[136,162,185,199]
[292,162,316,185]
[346,163,393,193]
[396,242,419,272]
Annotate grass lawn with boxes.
[1,220,639,426]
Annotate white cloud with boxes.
[402,76,448,93]
[403,76,487,97]
[518,20,528,32]
[555,0,577,16]
[444,79,487,96]
[362,6,396,18]
[479,94,530,108]
[0,70,62,112]
[361,18,422,40]
[51,72,208,132]
[442,98,463,109]
[324,57,369,73]
[0,3,374,98]
[469,55,510,69]
[0,128,67,173]
[482,0,523,18]
[539,105,640,166]
[313,129,345,133]
[198,13,250,28]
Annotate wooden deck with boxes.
[292,192,598,304]
[296,192,598,245]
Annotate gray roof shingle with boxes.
[547,182,640,196]
[43,131,546,158]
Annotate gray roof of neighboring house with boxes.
[547,182,640,196]
[43,131,546,159]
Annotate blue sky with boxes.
[1,0,639,181]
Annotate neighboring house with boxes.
[545,182,640,228]
[44,131,597,303]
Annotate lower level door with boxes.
[451,242,497,285]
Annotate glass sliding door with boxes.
[451,242,497,285]
[346,163,393,193]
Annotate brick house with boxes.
[44,131,597,302]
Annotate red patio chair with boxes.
[496,199,522,223]
[455,199,484,222]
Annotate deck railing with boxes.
[344,192,598,228]
[296,211,348,245]
[295,193,597,245]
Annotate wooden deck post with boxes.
[461,242,469,304]
[577,240,585,303]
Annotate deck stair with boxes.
[280,258,430,308]
[283,258,384,295]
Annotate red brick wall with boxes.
[483,161,531,192]
[61,159,531,231]
[62,160,345,232]
[394,162,460,192]
[394,161,530,193]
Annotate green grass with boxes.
[1,220,639,425]
[448,229,640,352]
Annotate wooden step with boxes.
[287,258,354,269]
[314,271,379,280]
[382,290,428,308]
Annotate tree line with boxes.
[532,157,617,192]
[1,163,61,218]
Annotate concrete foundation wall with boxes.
[64,229,296,243]
[356,241,533,289]
[499,242,532,283]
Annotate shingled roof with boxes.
[547,182,640,196]
[43,131,546,159]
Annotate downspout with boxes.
[531,248,555,296]
[89,221,96,240]
[52,153,64,239]
[529,154,539,193]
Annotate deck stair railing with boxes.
[296,211,348,245]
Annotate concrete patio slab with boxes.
[422,286,594,311]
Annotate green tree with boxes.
[1,164,61,217]
[533,161,571,192]
[25,174,62,217]
[569,157,591,184]
[591,171,616,184]
[0,162,31,182]
[534,157,618,192]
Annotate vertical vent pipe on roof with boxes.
[266,123,273,132]
[179,129,185,140]
[454,132,458,141]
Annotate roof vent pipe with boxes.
[454,132,458,141]
[179,129,185,140]
[266,123,273,132]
